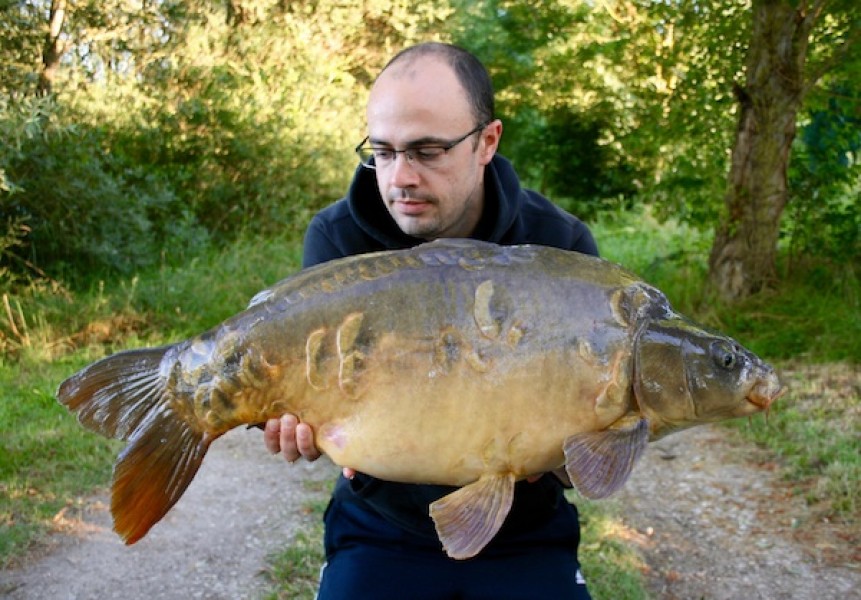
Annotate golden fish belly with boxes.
[295,342,633,485]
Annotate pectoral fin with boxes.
[564,417,649,499]
[429,472,515,560]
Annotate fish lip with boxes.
[746,382,786,410]
[745,394,770,409]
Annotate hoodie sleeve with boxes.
[301,198,389,268]
[302,213,346,268]
[568,221,599,257]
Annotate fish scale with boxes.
[57,238,783,559]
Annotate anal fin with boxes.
[429,473,515,560]
[564,417,649,499]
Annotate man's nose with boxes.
[388,152,421,187]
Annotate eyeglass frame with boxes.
[354,121,491,170]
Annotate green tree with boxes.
[450,1,859,300]
[708,0,861,299]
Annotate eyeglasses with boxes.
[355,122,489,170]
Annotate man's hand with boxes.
[263,414,320,462]
[263,414,355,479]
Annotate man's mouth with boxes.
[392,197,432,216]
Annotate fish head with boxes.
[633,316,783,439]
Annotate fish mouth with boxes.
[746,378,786,410]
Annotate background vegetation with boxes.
[1,0,858,596]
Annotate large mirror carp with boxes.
[57,239,783,559]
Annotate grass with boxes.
[0,235,303,569]
[0,353,121,566]
[263,481,331,600]
[728,361,860,518]
[0,214,858,598]
[575,498,651,599]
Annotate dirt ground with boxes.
[1,425,859,599]
[0,429,335,600]
[610,425,860,599]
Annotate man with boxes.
[263,42,597,599]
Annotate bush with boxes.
[1,106,208,284]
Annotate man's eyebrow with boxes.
[368,135,449,147]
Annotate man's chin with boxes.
[392,214,438,239]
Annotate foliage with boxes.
[2,0,859,289]
[2,100,204,279]
[452,0,860,283]
[448,1,646,219]
[785,82,861,263]
[0,0,453,287]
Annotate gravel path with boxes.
[612,425,861,599]
[1,425,859,599]
[0,429,337,600]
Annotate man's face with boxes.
[366,56,501,240]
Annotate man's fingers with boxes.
[277,414,301,461]
[262,414,321,463]
[295,422,321,461]
[263,418,282,454]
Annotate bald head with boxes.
[378,42,495,126]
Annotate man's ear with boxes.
[478,119,503,165]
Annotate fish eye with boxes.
[711,341,738,370]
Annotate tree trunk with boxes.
[37,0,67,96]
[708,1,815,300]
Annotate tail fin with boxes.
[57,345,212,544]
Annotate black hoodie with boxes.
[301,154,599,546]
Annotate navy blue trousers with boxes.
[316,495,592,600]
